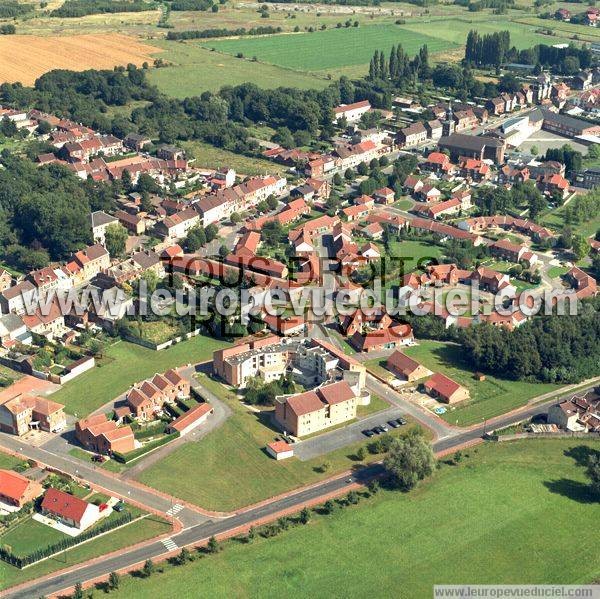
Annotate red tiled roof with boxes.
[0,470,34,503]
[41,488,90,523]
[425,372,463,399]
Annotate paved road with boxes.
[3,382,597,599]
[122,365,232,480]
[0,433,210,530]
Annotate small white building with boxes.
[266,440,294,460]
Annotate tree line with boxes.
[50,0,151,18]
[167,25,281,39]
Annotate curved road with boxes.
[2,383,593,599]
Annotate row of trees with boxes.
[167,25,281,39]
[368,45,430,84]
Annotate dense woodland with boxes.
[50,0,152,18]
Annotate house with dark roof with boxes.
[386,351,432,382]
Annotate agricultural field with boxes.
[137,372,414,511]
[404,340,563,426]
[399,16,575,49]
[148,40,332,96]
[108,440,600,598]
[49,335,229,417]
[205,24,457,73]
[0,34,160,86]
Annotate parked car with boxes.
[91,454,106,463]
[380,424,389,432]
[387,420,400,429]
[373,426,384,435]
[396,417,407,426]
[113,502,125,512]
[362,429,375,437]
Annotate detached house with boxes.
[424,373,470,404]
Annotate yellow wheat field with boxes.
[0,33,161,85]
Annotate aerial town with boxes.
[0,1,598,598]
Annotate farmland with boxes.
[107,440,600,598]
[205,24,457,73]
[0,34,160,86]
[148,40,332,96]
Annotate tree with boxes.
[586,453,600,497]
[108,571,120,590]
[104,224,128,258]
[383,431,436,490]
[230,212,241,224]
[322,499,334,514]
[347,490,359,504]
[572,234,589,260]
[248,525,256,541]
[186,226,206,251]
[299,507,311,524]
[588,144,600,160]
[218,244,229,259]
[333,173,343,187]
[72,583,84,599]
[207,535,220,553]
[142,559,154,578]
[356,446,366,461]
[367,479,380,495]
[205,224,218,242]
[530,145,539,156]
[177,547,191,564]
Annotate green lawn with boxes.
[138,373,418,511]
[404,340,563,426]
[0,514,171,590]
[0,452,21,470]
[0,518,65,557]
[386,239,444,274]
[49,336,229,417]
[547,266,569,279]
[542,205,600,240]
[148,40,332,96]
[205,24,457,73]
[182,140,287,177]
[108,440,600,598]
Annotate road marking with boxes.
[166,503,184,516]
[161,538,178,552]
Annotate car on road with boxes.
[387,420,400,429]
[396,417,407,426]
[362,429,375,437]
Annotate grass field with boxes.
[49,336,229,417]
[138,373,413,511]
[542,205,600,240]
[0,514,170,590]
[404,340,562,426]
[148,40,333,96]
[0,34,160,85]
[386,239,444,273]
[399,17,574,49]
[205,24,457,73]
[110,440,600,597]
[182,140,288,176]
